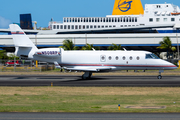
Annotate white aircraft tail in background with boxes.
[9,24,177,79]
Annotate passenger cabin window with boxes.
[116,56,119,60]
[146,54,159,59]
[137,56,140,60]
[129,56,133,60]
[109,56,112,60]
[122,56,126,60]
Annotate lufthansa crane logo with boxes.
[118,0,133,12]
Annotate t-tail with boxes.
[9,24,38,59]
[112,0,144,15]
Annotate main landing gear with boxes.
[82,72,92,80]
[157,70,164,79]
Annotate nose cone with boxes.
[165,61,177,70]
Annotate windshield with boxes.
[146,53,160,59]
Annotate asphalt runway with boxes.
[0,113,180,120]
[0,75,180,87]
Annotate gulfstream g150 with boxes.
[9,24,177,79]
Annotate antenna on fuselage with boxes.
[123,48,127,51]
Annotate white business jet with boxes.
[9,24,177,79]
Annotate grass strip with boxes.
[0,87,179,112]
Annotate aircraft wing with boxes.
[64,67,116,72]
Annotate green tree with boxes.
[157,36,176,59]
[59,40,79,50]
[0,50,8,60]
[108,43,121,50]
[8,54,19,60]
[81,43,100,50]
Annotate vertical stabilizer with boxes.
[9,24,37,49]
[112,0,144,15]
[9,24,38,58]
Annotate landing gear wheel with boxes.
[157,75,162,79]
[82,72,92,80]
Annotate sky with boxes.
[0,0,180,29]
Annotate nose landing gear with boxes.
[157,70,164,79]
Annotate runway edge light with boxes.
[118,104,120,110]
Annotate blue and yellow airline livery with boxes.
[112,0,144,15]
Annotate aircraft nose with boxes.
[166,61,177,69]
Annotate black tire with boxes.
[157,75,162,79]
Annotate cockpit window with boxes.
[146,54,160,59]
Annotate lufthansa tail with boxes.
[112,0,144,15]
[9,24,38,58]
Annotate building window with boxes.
[86,18,88,22]
[171,18,175,21]
[135,17,137,22]
[83,25,85,29]
[53,25,56,29]
[118,18,120,22]
[94,25,96,28]
[90,25,93,28]
[75,18,77,22]
[79,25,81,29]
[156,18,160,22]
[78,18,80,22]
[89,18,91,22]
[149,18,153,22]
[103,18,105,22]
[68,25,70,29]
[57,25,59,29]
[113,25,116,27]
[132,18,134,22]
[60,25,63,29]
[164,18,167,22]
[102,26,104,28]
[112,18,114,22]
[72,25,74,29]
[98,25,100,28]
[86,25,89,29]
[92,18,94,22]
[64,18,66,22]
[105,25,108,28]
[64,25,66,29]
[75,25,78,29]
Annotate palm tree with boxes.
[81,43,100,50]
[157,36,176,59]
[59,39,79,50]
[108,43,121,50]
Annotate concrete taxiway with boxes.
[0,75,180,87]
[0,113,180,120]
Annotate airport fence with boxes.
[0,59,55,72]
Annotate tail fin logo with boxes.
[118,0,133,12]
